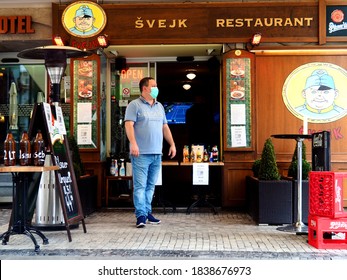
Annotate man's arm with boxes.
[125,121,140,157]
[163,123,176,158]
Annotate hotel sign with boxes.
[0,16,34,34]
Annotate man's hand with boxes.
[168,145,176,159]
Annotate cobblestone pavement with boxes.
[1,208,347,260]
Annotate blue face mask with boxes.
[150,87,159,99]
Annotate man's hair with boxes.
[139,77,154,93]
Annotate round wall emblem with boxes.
[282,62,347,123]
[62,1,107,38]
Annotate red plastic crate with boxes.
[308,215,347,249]
[309,171,347,218]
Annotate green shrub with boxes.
[258,138,281,180]
[252,159,261,178]
[287,142,311,180]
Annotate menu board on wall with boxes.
[71,54,100,150]
[224,53,252,149]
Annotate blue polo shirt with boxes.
[124,96,168,154]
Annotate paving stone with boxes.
[1,208,347,259]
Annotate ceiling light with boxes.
[186,69,196,80]
[98,35,109,47]
[207,48,215,55]
[53,36,65,46]
[183,83,191,90]
[251,33,262,47]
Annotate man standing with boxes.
[125,77,176,228]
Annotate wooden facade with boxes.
[49,1,347,208]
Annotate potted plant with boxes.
[286,141,311,224]
[246,138,293,225]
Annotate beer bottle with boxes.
[19,130,31,166]
[212,145,219,162]
[114,159,119,176]
[190,145,196,163]
[110,159,115,176]
[196,147,202,163]
[32,130,46,166]
[183,145,190,163]
[4,131,16,166]
[203,148,209,162]
[119,159,125,176]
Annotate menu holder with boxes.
[29,103,86,242]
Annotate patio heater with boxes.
[16,46,91,230]
[17,45,90,105]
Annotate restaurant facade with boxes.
[1,0,347,210]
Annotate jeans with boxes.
[131,154,161,218]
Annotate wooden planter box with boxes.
[246,176,293,225]
[282,177,309,225]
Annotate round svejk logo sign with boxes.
[62,1,107,38]
[282,62,347,123]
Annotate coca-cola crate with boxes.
[308,215,347,249]
[309,171,347,218]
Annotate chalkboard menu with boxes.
[52,139,79,220]
[29,103,86,242]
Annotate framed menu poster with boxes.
[223,50,254,150]
[70,54,100,150]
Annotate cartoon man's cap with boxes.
[75,5,94,18]
[305,69,335,90]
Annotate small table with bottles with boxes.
[181,161,224,214]
[0,165,59,252]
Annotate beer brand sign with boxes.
[326,5,347,37]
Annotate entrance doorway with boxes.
[108,44,222,208]
[157,58,220,162]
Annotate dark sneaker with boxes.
[147,213,161,224]
[136,215,146,228]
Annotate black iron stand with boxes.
[186,185,217,215]
[154,185,176,214]
[272,134,312,235]
[0,172,48,252]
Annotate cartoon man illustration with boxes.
[69,5,99,36]
[296,69,344,120]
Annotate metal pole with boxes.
[296,139,303,227]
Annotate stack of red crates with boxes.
[308,172,347,249]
